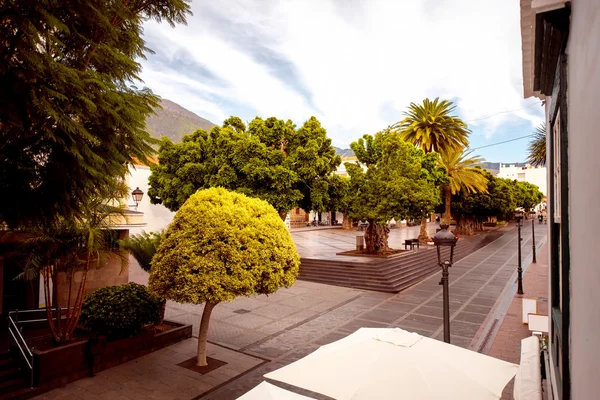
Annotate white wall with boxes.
[127,166,175,235]
[566,1,600,398]
[497,165,547,196]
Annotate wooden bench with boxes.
[404,239,420,250]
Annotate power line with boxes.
[468,134,535,151]
[465,102,543,122]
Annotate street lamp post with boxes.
[531,211,537,263]
[515,212,524,295]
[432,224,458,344]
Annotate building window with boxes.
[553,112,561,223]
[549,74,570,400]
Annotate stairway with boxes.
[0,351,33,400]
[298,232,501,292]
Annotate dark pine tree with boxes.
[0,0,191,227]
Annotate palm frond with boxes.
[120,230,164,273]
[526,123,546,167]
[392,97,470,155]
[439,149,488,194]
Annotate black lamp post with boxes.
[515,211,524,295]
[530,210,537,263]
[131,187,144,209]
[432,224,458,344]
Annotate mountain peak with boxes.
[146,99,216,143]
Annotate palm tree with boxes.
[439,150,489,225]
[120,231,163,273]
[121,230,166,321]
[526,123,546,167]
[392,98,470,156]
[392,98,471,242]
[19,205,126,344]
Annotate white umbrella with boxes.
[237,381,316,400]
[265,328,518,400]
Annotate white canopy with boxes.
[265,328,518,400]
[237,381,316,400]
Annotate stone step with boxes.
[297,233,500,292]
[298,246,477,280]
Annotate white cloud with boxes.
[140,0,543,146]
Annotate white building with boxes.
[519,0,600,398]
[497,164,547,196]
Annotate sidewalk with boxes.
[34,223,545,400]
[487,242,549,399]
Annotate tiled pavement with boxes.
[34,222,545,399]
[488,241,550,399]
[292,222,440,261]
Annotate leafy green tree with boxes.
[439,149,488,224]
[451,172,516,234]
[148,116,341,219]
[0,0,190,228]
[391,98,471,241]
[346,133,446,253]
[149,188,300,366]
[526,124,547,167]
[324,175,353,229]
[510,180,544,212]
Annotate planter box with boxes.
[32,321,192,391]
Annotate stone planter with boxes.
[32,321,192,391]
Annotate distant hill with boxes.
[145,99,215,143]
[334,147,355,157]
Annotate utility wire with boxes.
[465,102,542,122]
[468,134,535,151]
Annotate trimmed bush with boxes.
[80,282,161,339]
[149,187,300,366]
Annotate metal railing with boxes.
[7,310,34,389]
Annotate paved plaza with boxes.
[292,223,439,261]
[34,222,546,400]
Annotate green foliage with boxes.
[440,150,488,196]
[80,283,161,340]
[148,188,300,304]
[0,1,191,228]
[391,98,470,156]
[148,116,341,216]
[510,180,544,211]
[324,174,351,214]
[452,172,517,222]
[120,231,164,273]
[439,149,488,223]
[16,188,129,343]
[345,133,446,224]
[526,124,547,167]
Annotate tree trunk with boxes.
[363,220,390,254]
[444,185,452,225]
[418,214,429,244]
[456,216,483,235]
[197,301,218,366]
[159,299,167,323]
[278,209,288,221]
[342,213,353,230]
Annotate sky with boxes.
[138,0,545,163]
